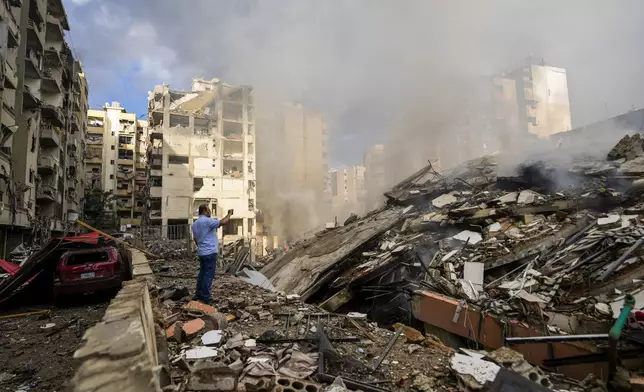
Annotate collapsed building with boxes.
[146,78,256,244]
[259,130,644,383]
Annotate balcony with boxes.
[23,86,40,109]
[119,142,135,150]
[117,204,133,212]
[88,125,103,134]
[118,157,134,165]
[0,147,10,170]
[120,217,141,226]
[70,114,79,132]
[46,15,64,43]
[149,210,162,219]
[67,199,79,213]
[116,188,131,196]
[40,127,61,147]
[37,154,59,174]
[44,47,63,68]
[41,69,62,93]
[27,19,45,51]
[41,104,63,126]
[1,1,19,42]
[150,147,162,156]
[25,49,41,79]
[36,184,57,202]
[4,56,18,89]
[149,127,162,139]
[135,173,147,182]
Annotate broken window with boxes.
[169,114,189,127]
[118,149,134,160]
[168,155,189,165]
[223,121,243,139]
[248,199,255,210]
[150,177,162,187]
[223,102,243,122]
[193,177,204,191]
[118,135,133,145]
[223,218,243,236]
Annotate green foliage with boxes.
[82,187,116,230]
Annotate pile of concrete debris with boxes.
[257,134,644,385]
[155,274,598,392]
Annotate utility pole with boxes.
[13,0,30,183]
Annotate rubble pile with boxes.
[153,260,600,392]
[261,135,644,330]
[155,275,457,391]
[146,239,192,260]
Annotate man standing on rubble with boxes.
[192,204,233,304]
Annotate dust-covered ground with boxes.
[0,299,108,392]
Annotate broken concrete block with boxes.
[608,134,643,161]
[183,300,216,314]
[598,214,621,228]
[188,360,239,391]
[452,230,482,245]
[203,312,228,331]
[432,192,458,208]
[487,222,501,232]
[226,333,244,349]
[245,305,263,315]
[494,192,518,204]
[463,262,484,291]
[229,297,246,309]
[165,321,183,342]
[517,190,540,205]
[392,323,425,343]
[185,346,219,360]
[201,330,223,346]
[182,318,205,337]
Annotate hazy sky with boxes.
[65,0,644,166]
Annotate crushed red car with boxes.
[0,231,134,305]
[54,246,133,299]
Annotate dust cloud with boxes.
[77,0,644,239]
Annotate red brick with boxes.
[393,323,425,343]
[182,318,205,337]
[183,300,216,314]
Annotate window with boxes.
[193,177,204,191]
[168,155,189,165]
[110,174,114,179]
[29,169,34,183]
[111,145,115,150]
[31,135,36,152]
[110,160,114,165]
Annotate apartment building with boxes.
[256,103,329,249]
[86,102,147,229]
[146,78,255,244]
[363,144,387,210]
[0,0,87,254]
[508,62,572,138]
[329,166,366,222]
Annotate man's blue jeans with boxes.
[196,252,217,302]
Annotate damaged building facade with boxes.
[146,78,256,243]
[386,60,572,183]
[0,0,88,255]
[329,165,366,222]
[86,102,148,228]
[256,103,329,251]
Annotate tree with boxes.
[82,187,116,230]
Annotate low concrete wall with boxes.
[70,249,162,392]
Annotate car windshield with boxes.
[66,251,110,266]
